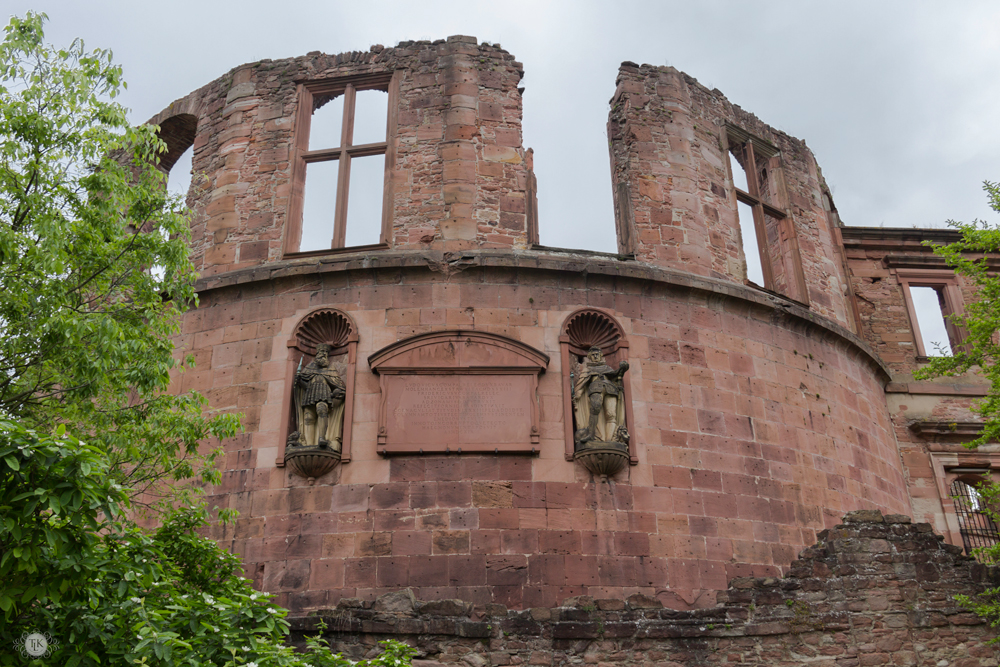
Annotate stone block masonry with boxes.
[292,511,999,666]
[608,63,854,329]
[150,33,997,624]
[843,227,999,552]
[192,251,909,612]
[148,36,534,276]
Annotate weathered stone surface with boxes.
[607,63,852,328]
[291,513,999,666]
[162,34,974,621]
[626,593,663,609]
[595,598,625,611]
[843,509,885,523]
[372,589,416,613]
[841,226,992,553]
[190,246,907,611]
[418,599,472,617]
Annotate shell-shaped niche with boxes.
[293,308,355,354]
[574,444,630,477]
[285,448,342,482]
[564,309,624,354]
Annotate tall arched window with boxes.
[157,114,198,199]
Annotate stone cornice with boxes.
[193,248,892,383]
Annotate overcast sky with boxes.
[9,0,1000,253]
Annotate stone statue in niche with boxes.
[288,344,347,452]
[573,346,630,448]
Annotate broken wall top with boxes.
[607,62,854,328]
[150,36,533,277]
[152,40,857,332]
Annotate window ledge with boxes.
[915,355,955,364]
[744,279,810,309]
[282,243,389,261]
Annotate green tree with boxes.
[917,181,1000,635]
[0,11,233,504]
[0,12,418,666]
[0,8,237,619]
[916,181,1000,446]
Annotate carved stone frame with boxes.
[283,71,400,257]
[368,330,548,455]
[721,124,809,304]
[559,308,636,464]
[892,267,966,358]
[277,308,359,466]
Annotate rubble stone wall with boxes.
[290,512,999,667]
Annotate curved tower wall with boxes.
[155,37,910,613]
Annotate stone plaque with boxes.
[368,331,549,454]
[385,374,532,449]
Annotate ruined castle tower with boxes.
[152,36,982,613]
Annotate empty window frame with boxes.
[725,126,807,302]
[897,269,964,358]
[157,113,198,200]
[285,73,399,255]
[950,476,999,561]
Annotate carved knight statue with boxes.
[573,346,630,448]
[289,343,346,452]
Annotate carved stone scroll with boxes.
[368,331,548,455]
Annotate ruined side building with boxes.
[152,36,999,646]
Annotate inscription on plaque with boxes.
[385,375,532,447]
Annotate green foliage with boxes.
[920,182,1000,632]
[0,420,127,618]
[0,14,417,667]
[0,10,239,505]
[0,6,240,616]
[916,181,1000,447]
[6,504,418,666]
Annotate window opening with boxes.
[351,89,389,146]
[344,155,385,247]
[301,161,341,251]
[309,95,344,150]
[725,126,809,303]
[737,200,764,286]
[897,271,964,358]
[951,478,999,562]
[290,76,393,254]
[910,286,953,356]
[731,156,749,192]
[729,137,783,289]
[166,145,193,200]
[155,114,197,278]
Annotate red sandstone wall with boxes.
[154,40,916,615]
[291,512,998,667]
[607,64,853,329]
[148,36,532,276]
[843,227,991,548]
[842,228,982,376]
[179,255,909,613]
